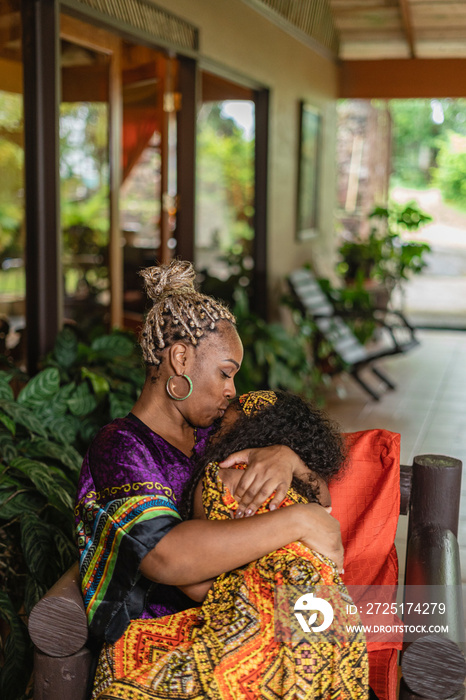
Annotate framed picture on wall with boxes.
[296,102,321,240]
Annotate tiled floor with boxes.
[322,330,466,582]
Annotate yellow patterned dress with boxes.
[93,463,368,700]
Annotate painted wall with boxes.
[152,0,340,308]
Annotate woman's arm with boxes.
[139,501,342,585]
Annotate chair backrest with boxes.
[330,429,401,700]
[288,268,334,316]
[288,268,369,365]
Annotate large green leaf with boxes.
[0,411,15,435]
[24,576,48,616]
[0,474,22,491]
[0,591,33,700]
[58,443,83,472]
[2,401,48,438]
[111,360,145,388]
[67,382,97,417]
[10,457,73,513]
[20,512,61,588]
[0,485,14,502]
[0,490,45,520]
[0,378,14,402]
[44,414,80,445]
[91,333,134,358]
[17,367,60,408]
[79,416,102,444]
[53,326,78,368]
[48,464,77,494]
[111,378,136,396]
[53,526,77,572]
[20,437,82,473]
[109,391,134,419]
[81,367,110,399]
[0,433,18,464]
[54,381,77,413]
[36,381,77,419]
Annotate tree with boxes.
[390,98,466,188]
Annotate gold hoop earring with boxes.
[166,374,193,401]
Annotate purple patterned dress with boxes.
[75,413,213,644]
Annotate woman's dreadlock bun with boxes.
[139,260,196,300]
[139,260,236,368]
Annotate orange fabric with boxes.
[329,429,402,700]
[368,648,398,700]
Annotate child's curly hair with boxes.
[180,390,347,519]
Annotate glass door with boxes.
[60,14,180,331]
[119,44,179,321]
[196,72,256,307]
[60,35,112,333]
[0,0,25,357]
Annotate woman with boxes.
[93,391,368,699]
[75,261,343,649]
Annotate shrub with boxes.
[233,290,322,399]
[0,327,144,699]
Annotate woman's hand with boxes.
[297,503,344,571]
[219,445,305,518]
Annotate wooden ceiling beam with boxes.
[340,57,466,97]
[398,0,416,57]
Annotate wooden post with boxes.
[29,563,90,700]
[176,57,197,263]
[253,87,269,318]
[33,648,91,700]
[400,454,466,699]
[408,454,462,539]
[22,0,61,373]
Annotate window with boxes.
[0,0,24,356]
[196,72,256,307]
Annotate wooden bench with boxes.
[29,452,465,700]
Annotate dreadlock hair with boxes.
[180,390,347,519]
[138,260,236,368]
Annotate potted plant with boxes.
[336,201,432,306]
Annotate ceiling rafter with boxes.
[329,0,466,60]
[398,0,416,57]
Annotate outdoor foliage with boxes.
[336,201,432,290]
[431,133,466,206]
[0,93,23,261]
[196,103,255,305]
[197,103,255,251]
[233,290,322,400]
[390,98,466,189]
[0,327,144,699]
[290,202,432,350]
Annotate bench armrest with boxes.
[28,562,88,657]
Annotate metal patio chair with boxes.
[288,267,419,400]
